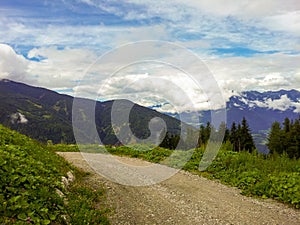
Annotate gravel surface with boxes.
[57,152,300,225]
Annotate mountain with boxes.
[227,90,300,132]
[226,90,300,152]
[0,79,182,144]
[2,79,299,152]
[162,89,300,152]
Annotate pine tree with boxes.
[267,117,300,159]
[204,122,211,144]
[198,122,211,146]
[218,121,229,143]
[283,117,291,133]
[230,122,238,151]
[240,117,255,152]
[267,121,283,154]
[237,123,242,152]
[293,119,300,158]
[282,117,292,152]
[287,118,300,158]
[229,118,255,152]
[198,125,205,146]
[159,131,170,149]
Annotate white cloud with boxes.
[125,0,300,22]
[259,73,290,87]
[1,0,299,53]
[0,44,98,89]
[95,65,211,113]
[1,1,300,113]
[261,11,300,35]
[27,47,99,89]
[172,0,300,18]
[0,44,29,81]
[1,42,300,112]
[118,0,300,53]
[252,95,300,113]
[206,53,300,98]
[77,0,95,6]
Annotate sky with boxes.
[1,0,300,112]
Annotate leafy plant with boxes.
[0,125,109,224]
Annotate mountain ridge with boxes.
[0,79,182,144]
[1,79,299,152]
[155,89,300,152]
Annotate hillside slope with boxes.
[0,79,182,144]
[0,125,109,224]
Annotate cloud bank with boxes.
[0,0,300,112]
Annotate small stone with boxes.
[55,188,65,198]
[61,176,69,188]
[67,171,75,182]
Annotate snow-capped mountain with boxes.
[228,90,300,113]
[159,89,300,152]
[226,90,300,152]
[227,90,300,131]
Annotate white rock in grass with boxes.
[67,171,75,183]
[55,188,65,198]
[61,176,69,188]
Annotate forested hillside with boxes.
[0,79,182,144]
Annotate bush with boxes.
[0,125,109,224]
[207,149,300,208]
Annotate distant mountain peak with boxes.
[1,78,11,83]
[229,89,300,113]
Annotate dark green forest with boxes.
[160,117,255,153]
[267,117,300,159]
[161,116,300,160]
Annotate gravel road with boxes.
[57,152,300,225]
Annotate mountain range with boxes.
[226,90,300,152]
[1,79,299,152]
[0,79,182,145]
[163,89,300,152]
[227,90,300,130]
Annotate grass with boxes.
[0,125,109,224]
[205,148,300,208]
[50,142,300,209]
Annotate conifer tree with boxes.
[240,117,255,152]
[229,118,255,152]
[283,117,291,133]
[218,121,229,143]
[267,117,300,158]
[267,121,283,154]
[230,122,238,151]
[237,123,242,151]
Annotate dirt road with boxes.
[57,152,300,225]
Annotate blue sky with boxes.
[1,0,300,111]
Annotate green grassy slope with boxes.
[0,125,109,224]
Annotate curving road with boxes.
[57,152,300,225]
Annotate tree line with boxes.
[160,117,256,152]
[267,117,300,159]
[159,115,300,159]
